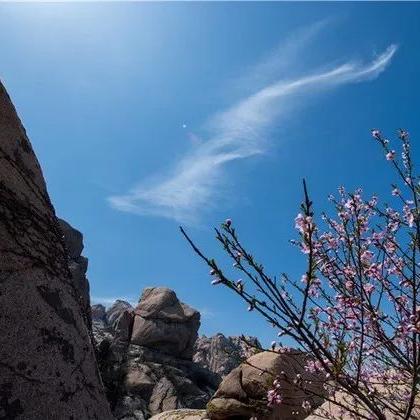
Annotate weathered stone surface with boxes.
[0,81,112,418]
[207,350,325,420]
[193,333,261,377]
[92,291,220,419]
[92,303,107,323]
[58,218,83,259]
[131,287,200,359]
[121,344,220,418]
[107,299,134,327]
[114,309,135,344]
[58,217,91,331]
[150,409,208,420]
[113,395,148,420]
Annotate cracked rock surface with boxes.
[207,350,326,420]
[193,334,261,378]
[0,80,112,420]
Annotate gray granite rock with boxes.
[207,350,325,420]
[193,333,261,377]
[107,299,134,327]
[0,80,112,419]
[131,287,200,360]
[58,217,91,331]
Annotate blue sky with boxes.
[1,2,419,346]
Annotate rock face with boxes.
[193,334,261,377]
[207,350,325,420]
[107,299,134,327]
[58,217,91,331]
[0,81,112,418]
[131,287,200,360]
[92,287,220,419]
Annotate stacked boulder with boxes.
[131,287,200,359]
[206,350,326,420]
[93,287,220,420]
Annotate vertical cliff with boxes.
[0,81,113,420]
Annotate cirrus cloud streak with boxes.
[108,38,397,225]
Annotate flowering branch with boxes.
[181,129,419,419]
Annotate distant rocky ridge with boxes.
[193,333,262,377]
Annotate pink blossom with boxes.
[361,250,374,264]
[302,400,312,412]
[345,280,354,291]
[383,239,397,254]
[295,213,305,232]
[364,263,382,279]
[371,129,381,139]
[386,150,396,160]
[305,359,324,373]
[364,283,375,294]
[403,204,414,227]
[267,389,283,406]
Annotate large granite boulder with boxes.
[207,350,325,420]
[0,80,113,418]
[194,334,261,377]
[131,287,200,360]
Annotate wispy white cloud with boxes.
[108,25,397,225]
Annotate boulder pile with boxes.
[0,80,112,419]
[92,287,220,420]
